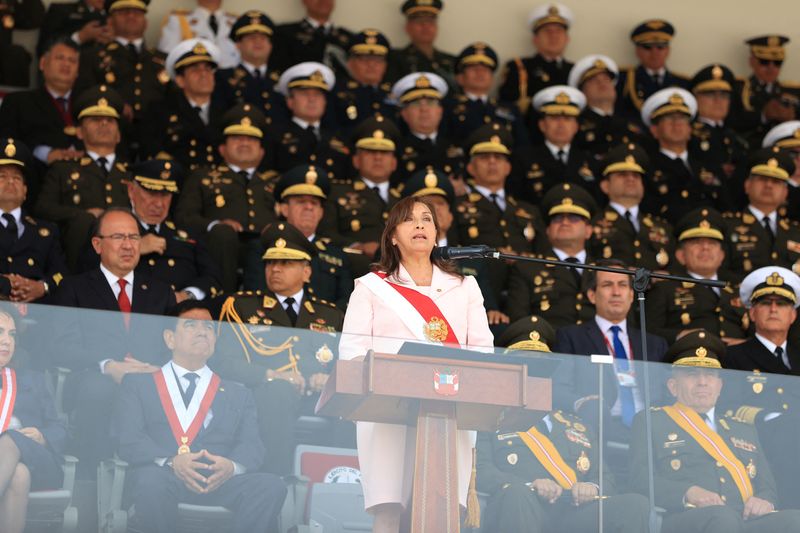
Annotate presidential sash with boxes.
[360,271,461,345]
[662,403,753,503]
[0,368,17,433]
[153,367,220,455]
[518,425,578,489]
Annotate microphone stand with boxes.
[465,249,727,532]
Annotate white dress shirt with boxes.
[0,207,23,238]
[472,184,507,211]
[277,289,304,316]
[361,178,390,204]
[595,316,645,416]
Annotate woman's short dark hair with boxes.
[373,196,462,279]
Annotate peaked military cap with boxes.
[542,183,597,221]
[277,62,335,95]
[466,123,512,156]
[275,165,330,200]
[746,35,790,61]
[630,19,674,45]
[762,120,800,149]
[602,143,648,177]
[401,0,442,17]
[391,72,448,105]
[349,29,390,57]
[260,222,317,262]
[528,3,573,32]
[0,138,31,168]
[747,147,795,181]
[402,166,454,203]
[456,42,498,72]
[675,208,724,242]
[568,54,618,88]
[740,266,800,308]
[130,159,181,193]
[532,85,585,116]
[691,64,735,94]
[351,115,401,152]
[166,38,220,79]
[497,315,556,352]
[74,85,124,121]
[221,103,267,139]
[105,0,148,13]
[665,329,725,368]
[229,10,275,41]
[641,87,696,127]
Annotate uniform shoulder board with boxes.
[318,298,338,309]
[780,80,800,89]
[380,82,391,91]
[389,187,401,198]
[165,220,176,230]
[217,165,229,173]
[80,157,92,166]
[315,240,327,251]
[257,170,279,181]
[721,211,735,219]
[115,162,127,171]
[270,71,280,82]
[346,81,358,89]
[468,192,482,203]
[507,196,518,206]
[107,42,119,50]
[24,215,37,226]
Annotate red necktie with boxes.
[117,278,131,329]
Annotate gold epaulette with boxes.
[734,405,763,425]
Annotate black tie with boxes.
[763,216,775,246]
[489,192,503,214]
[2,213,18,243]
[143,224,157,235]
[372,186,385,205]
[556,149,567,165]
[55,96,69,115]
[238,169,250,181]
[284,297,298,326]
[307,125,319,148]
[181,372,200,407]
[775,346,789,369]
[208,14,219,35]
[96,156,109,177]
[702,412,713,429]
[193,106,207,125]
[624,210,637,233]
[252,68,261,80]
[126,42,138,61]
[564,256,582,286]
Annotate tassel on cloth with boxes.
[464,446,481,529]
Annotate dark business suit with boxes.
[554,320,668,433]
[0,87,79,156]
[113,371,286,533]
[51,267,175,474]
[2,369,65,490]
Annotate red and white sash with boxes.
[0,368,17,433]
[360,271,461,346]
[153,364,220,454]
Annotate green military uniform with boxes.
[630,330,800,533]
[645,209,746,343]
[34,87,130,270]
[216,222,345,475]
[174,105,278,292]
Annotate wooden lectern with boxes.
[316,350,552,533]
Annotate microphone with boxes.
[432,245,495,260]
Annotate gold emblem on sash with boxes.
[423,316,448,342]
[746,459,757,479]
[178,436,191,455]
[576,451,590,473]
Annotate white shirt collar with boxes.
[595,315,627,338]
[277,289,305,310]
[589,105,610,117]
[361,178,390,202]
[304,16,332,31]
[99,263,134,292]
[197,6,223,18]
[699,117,724,128]
[242,61,267,77]
[646,68,666,78]
[293,117,320,130]
[46,88,72,100]
[87,151,116,169]
[609,202,639,220]
[465,92,488,103]
[472,184,505,200]
[0,207,22,237]
[170,361,212,384]
[748,205,777,223]
[660,147,688,163]
[115,37,143,50]
[437,236,448,247]
[688,271,718,281]
[755,333,787,356]
[412,131,438,143]
[545,140,570,159]
[227,164,256,178]
[553,248,586,264]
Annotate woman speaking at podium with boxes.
[340,196,494,532]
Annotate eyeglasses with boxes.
[757,58,783,67]
[97,233,142,242]
[639,43,668,50]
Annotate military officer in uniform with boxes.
[140,38,226,172]
[641,88,732,224]
[689,64,749,199]
[511,85,600,205]
[385,0,456,93]
[74,0,168,126]
[268,62,350,179]
[721,148,800,278]
[646,208,746,344]
[498,3,574,114]
[213,11,286,128]
[631,330,800,533]
[506,183,597,327]
[454,124,544,308]
[259,164,353,310]
[445,42,527,148]
[732,36,799,138]
[332,29,395,134]
[0,0,44,87]
[35,86,130,271]
[392,72,464,183]
[0,138,67,303]
[174,104,277,293]
[320,115,402,276]
[217,221,345,474]
[762,120,800,221]
[271,0,353,74]
[569,54,642,161]
[590,143,674,271]
[158,0,239,69]
[479,314,650,533]
[616,19,689,126]
[36,0,109,55]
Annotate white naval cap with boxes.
[276,62,336,95]
[740,266,800,308]
[390,72,448,105]
[165,38,220,80]
[528,3,574,31]
[762,120,800,149]
[568,54,619,88]
[640,87,696,127]
[532,85,585,116]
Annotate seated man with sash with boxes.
[113,300,286,533]
[631,330,800,533]
[478,314,649,533]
